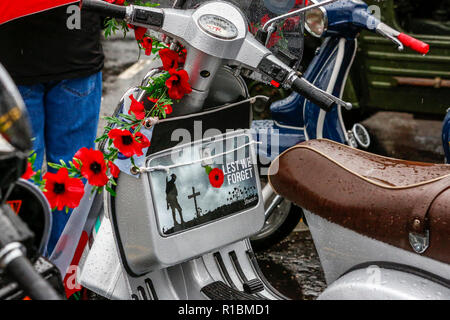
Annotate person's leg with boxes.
[171,206,179,225]
[175,201,184,223]
[44,72,102,255]
[17,84,46,170]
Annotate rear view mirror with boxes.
[0,63,33,154]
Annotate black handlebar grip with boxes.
[291,77,335,112]
[6,255,62,300]
[82,0,127,19]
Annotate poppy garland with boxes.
[23,8,194,212]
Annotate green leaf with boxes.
[105,185,117,197]
[48,163,61,170]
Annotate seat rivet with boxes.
[412,219,421,230]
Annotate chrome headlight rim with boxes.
[304,3,328,38]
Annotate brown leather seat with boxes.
[269,139,450,265]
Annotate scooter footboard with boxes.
[78,216,285,300]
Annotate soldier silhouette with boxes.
[166,174,185,226]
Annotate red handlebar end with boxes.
[398,33,430,55]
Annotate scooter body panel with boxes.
[79,214,284,300]
[304,211,450,286]
[251,120,306,162]
[318,267,450,300]
[303,36,356,143]
[442,109,450,163]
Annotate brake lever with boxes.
[376,23,404,52]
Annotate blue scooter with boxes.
[250,0,430,249]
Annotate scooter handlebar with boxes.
[81,0,127,19]
[398,33,430,55]
[290,77,335,112]
[376,23,430,55]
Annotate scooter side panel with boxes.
[304,211,450,285]
[442,109,450,163]
[318,267,450,300]
[303,37,356,143]
[251,120,306,162]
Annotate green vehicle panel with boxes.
[344,0,450,116]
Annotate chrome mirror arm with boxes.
[261,0,341,46]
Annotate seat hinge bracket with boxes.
[409,230,430,254]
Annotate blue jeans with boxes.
[18,72,102,255]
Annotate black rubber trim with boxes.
[213,252,238,290]
[342,261,450,289]
[201,281,260,300]
[82,0,127,19]
[291,77,335,112]
[145,278,158,300]
[229,251,265,299]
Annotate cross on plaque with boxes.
[188,187,201,218]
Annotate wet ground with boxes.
[100,35,446,300]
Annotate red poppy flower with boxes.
[108,129,150,158]
[73,148,109,187]
[128,95,146,120]
[209,168,224,188]
[148,97,172,115]
[105,0,125,4]
[178,49,187,66]
[21,162,35,180]
[166,69,192,100]
[108,161,120,178]
[164,104,173,115]
[260,14,270,25]
[267,32,281,48]
[142,37,153,56]
[159,48,179,71]
[134,27,147,42]
[44,168,85,211]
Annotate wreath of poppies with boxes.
[22,0,193,212]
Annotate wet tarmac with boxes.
[256,230,327,300]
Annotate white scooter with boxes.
[51,0,449,300]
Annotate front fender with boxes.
[318,267,450,300]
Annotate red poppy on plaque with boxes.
[159,48,180,71]
[108,129,151,158]
[142,37,153,56]
[43,168,85,211]
[129,95,146,120]
[21,162,35,180]
[108,161,120,178]
[209,168,225,188]
[73,148,109,187]
[166,69,192,100]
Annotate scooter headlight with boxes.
[305,6,327,38]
